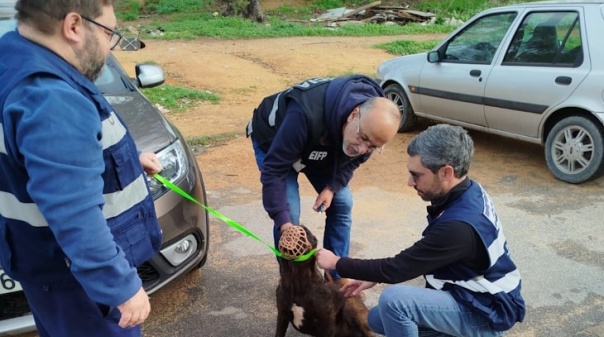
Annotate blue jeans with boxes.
[367,285,505,337]
[253,140,352,280]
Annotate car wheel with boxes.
[384,83,416,132]
[545,116,604,183]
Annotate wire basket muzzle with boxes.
[278,226,313,260]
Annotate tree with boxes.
[220,0,267,23]
[245,0,267,23]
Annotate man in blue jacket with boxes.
[317,124,526,336]
[0,1,162,336]
[246,75,400,281]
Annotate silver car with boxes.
[0,2,210,335]
[376,0,604,183]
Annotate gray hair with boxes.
[407,124,474,178]
[15,0,117,35]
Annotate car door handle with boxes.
[555,76,572,85]
[470,69,482,77]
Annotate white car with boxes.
[376,0,604,183]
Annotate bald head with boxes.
[358,97,401,146]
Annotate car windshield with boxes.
[0,16,15,31]
[94,59,132,95]
[0,1,16,30]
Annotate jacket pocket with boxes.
[103,139,139,192]
[111,210,157,267]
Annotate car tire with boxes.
[384,83,416,132]
[545,115,604,184]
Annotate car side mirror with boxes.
[427,51,441,63]
[135,64,165,89]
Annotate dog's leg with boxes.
[275,285,290,337]
[275,310,289,337]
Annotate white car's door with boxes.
[417,12,518,127]
[484,9,590,139]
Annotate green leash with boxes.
[153,174,315,262]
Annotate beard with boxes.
[417,188,442,202]
[416,176,445,202]
[342,140,361,157]
[77,31,106,81]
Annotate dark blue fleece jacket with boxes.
[254,75,384,228]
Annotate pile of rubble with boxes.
[312,1,438,26]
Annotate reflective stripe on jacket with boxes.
[0,31,161,306]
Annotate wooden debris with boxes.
[313,2,435,26]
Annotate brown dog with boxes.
[275,225,374,337]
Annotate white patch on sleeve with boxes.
[291,303,305,328]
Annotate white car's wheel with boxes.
[545,116,604,183]
[384,83,416,132]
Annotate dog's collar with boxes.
[292,248,316,262]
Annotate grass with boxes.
[115,0,495,40]
[129,13,456,40]
[141,84,220,112]
[375,39,442,56]
[116,0,545,41]
[186,132,240,147]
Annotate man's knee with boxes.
[332,187,353,210]
[378,285,416,313]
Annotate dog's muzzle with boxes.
[278,226,313,260]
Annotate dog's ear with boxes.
[299,225,318,249]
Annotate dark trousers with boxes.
[21,281,141,337]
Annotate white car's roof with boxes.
[0,1,16,18]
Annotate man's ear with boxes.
[441,165,455,181]
[347,107,360,123]
[62,12,86,45]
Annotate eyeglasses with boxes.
[356,113,384,154]
[81,15,123,50]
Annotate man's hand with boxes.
[316,248,340,270]
[117,287,151,328]
[313,187,334,213]
[279,222,295,232]
[139,152,162,176]
[340,280,377,297]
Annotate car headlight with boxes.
[147,140,188,199]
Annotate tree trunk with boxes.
[244,0,266,23]
[219,0,266,22]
